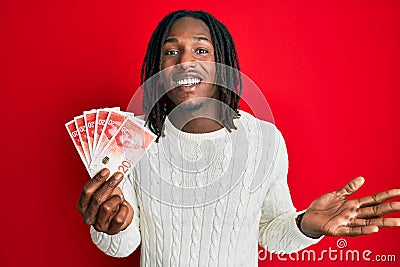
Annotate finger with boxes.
[334,225,378,236]
[350,217,400,228]
[358,189,400,208]
[108,203,129,235]
[112,187,124,200]
[357,202,400,219]
[83,172,124,225]
[94,195,123,231]
[77,168,110,213]
[335,177,365,199]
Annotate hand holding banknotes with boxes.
[77,168,134,235]
[66,107,157,234]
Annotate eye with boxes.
[165,50,179,56]
[196,48,209,54]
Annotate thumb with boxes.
[336,176,365,199]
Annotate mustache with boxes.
[171,70,205,81]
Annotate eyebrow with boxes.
[164,36,212,44]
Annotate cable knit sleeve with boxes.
[258,128,323,253]
[90,168,141,257]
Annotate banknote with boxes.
[84,110,97,156]
[92,107,120,154]
[89,117,156,177]
[65,120,89,171]
[94,110,126,158]
[74,115,91,164]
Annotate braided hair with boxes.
[141,10,242,141]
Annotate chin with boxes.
[175,100,204,112]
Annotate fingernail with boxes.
[100,168,109,177]
[114,172,123,181]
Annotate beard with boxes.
[175,99,205,112]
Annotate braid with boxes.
[140,10,242,142]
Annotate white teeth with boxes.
[175,78,200,86]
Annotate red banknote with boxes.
[89,117,156,177]
[66,107,155,178]
[94,110,126,159]
[84,110,96,156]
[74,115,91,164]
[93,107,120,155]
[65,120,89,172]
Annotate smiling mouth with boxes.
[174,77,202,87]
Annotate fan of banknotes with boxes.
[65,107,156,178]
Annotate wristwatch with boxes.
[295,212,305,229]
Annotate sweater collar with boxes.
[164,115,229,142]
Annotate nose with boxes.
[178,49,197,70]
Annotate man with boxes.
[77,10,400,266]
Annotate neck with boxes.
[167,102,223,134]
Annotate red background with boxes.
[2,0,399,266]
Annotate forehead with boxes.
[166,17,211,37]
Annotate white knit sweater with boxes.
[90,110,322,266]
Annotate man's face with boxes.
[161,17,217,112]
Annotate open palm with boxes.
[300,177,400,238]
